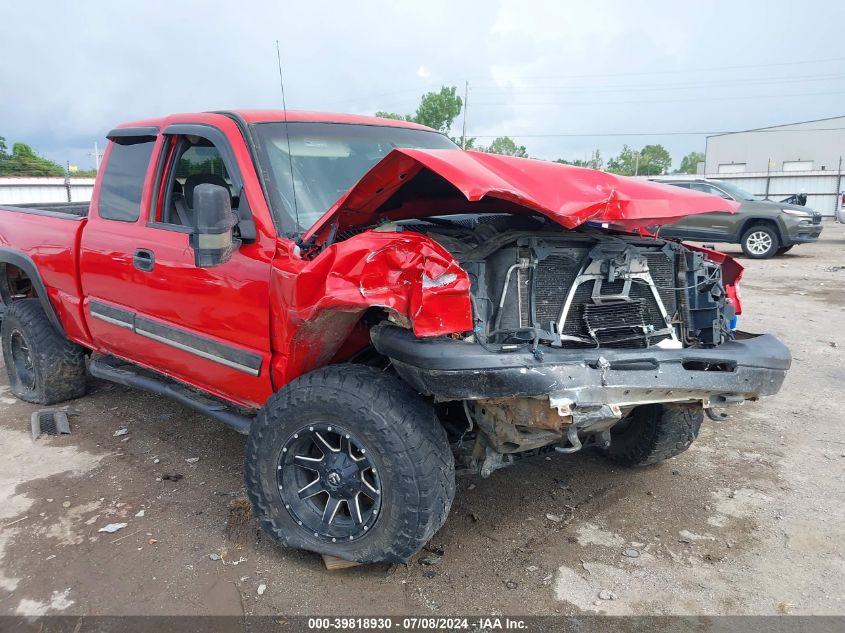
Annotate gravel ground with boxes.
[0,225,843,617]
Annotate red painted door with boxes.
[80,123,277,408]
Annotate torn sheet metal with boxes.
[302,148,740,246]
[270,231,472,382]
[269,150,743,386]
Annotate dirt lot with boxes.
[0,227,843,618]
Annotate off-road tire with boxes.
[601,404,703,467]
[741,224,780,259]
[1,299,87,404]
[245,364,455,563]
[775,245,794,255]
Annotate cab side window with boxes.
[158,136,235,228]
[690,182,731,200]
[99,139,155,222]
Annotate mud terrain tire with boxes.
[245,364,455,563]
[602,404,703,467]
[1,298,87,404]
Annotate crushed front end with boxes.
[370,219,790,474]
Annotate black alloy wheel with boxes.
[278,424,382,543]
[9,329,36,390]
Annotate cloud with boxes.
[1,0,844,169]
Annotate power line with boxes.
[468,55,845,83]
[319,55,845,110]
[470,89,845,107]
[469,72,845,94]
[326,73,845,112]
[469,126,845,139]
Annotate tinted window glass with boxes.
[175,144,230,181]
[99,140,155,222]
[159,138,234,226]
[252,122,457,232]
[689,182,730,198]
[710,180,757,201]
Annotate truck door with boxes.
[80,123,275,408]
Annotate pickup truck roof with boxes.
[114,110,435,132]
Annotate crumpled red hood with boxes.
[303,148,738,244]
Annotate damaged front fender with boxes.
[270,231,472,383]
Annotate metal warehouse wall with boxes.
[705,116,845,174]
[710,171,841,216]
[0,177,95,204]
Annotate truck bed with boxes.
[0,202,89,218]
[0,202,88,343]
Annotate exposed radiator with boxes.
[530,249,678,349]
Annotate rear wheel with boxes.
[601,404,703,467]
[1,299,87,404]
[245,364,455,563]
[741,225,780,259]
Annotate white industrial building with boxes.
[0,177,95,204]
[704,116,845,216]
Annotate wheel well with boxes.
[739,218,781,242]
[328,307,392,368]
[0,250,65,335]
[0,263,36,304]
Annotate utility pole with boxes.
[835,156,843,223]
[764,157,771,199]
[64,161,72,203]
[460,80,469,150]
[89,141,102,171]
[634,151,640,176]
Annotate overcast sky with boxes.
[2,0,844,170]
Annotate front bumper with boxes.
[782,218,823,245]
[371,324,791,406]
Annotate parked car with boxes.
[0,111,791,564]
[653,178,823,258]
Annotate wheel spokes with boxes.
[349,492,364,524]
[314,432,340,453]
[345,435,369,464]
[360,472,380,499]
[279,425,381,541]
[293,453,324,472]
[322,496,343,526]
[297,476,324,500]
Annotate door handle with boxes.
[133,248,155,272]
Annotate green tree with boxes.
[606,144,671,176]
[411,86,463,133]
[459,137,478,150]
[676,151,704,174]
[69,168,98,178]
[555,149,603,170]
[374,111,408,121]
[375,85,463,135]
[0,142,65,176]
[480,136,528,157]
[0,136,7,173]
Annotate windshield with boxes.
[712,180,757,202]
[251,121,458,233]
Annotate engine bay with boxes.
[394,214,735,352]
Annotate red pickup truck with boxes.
[0,110,791,563]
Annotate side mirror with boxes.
[189,183,240,267]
